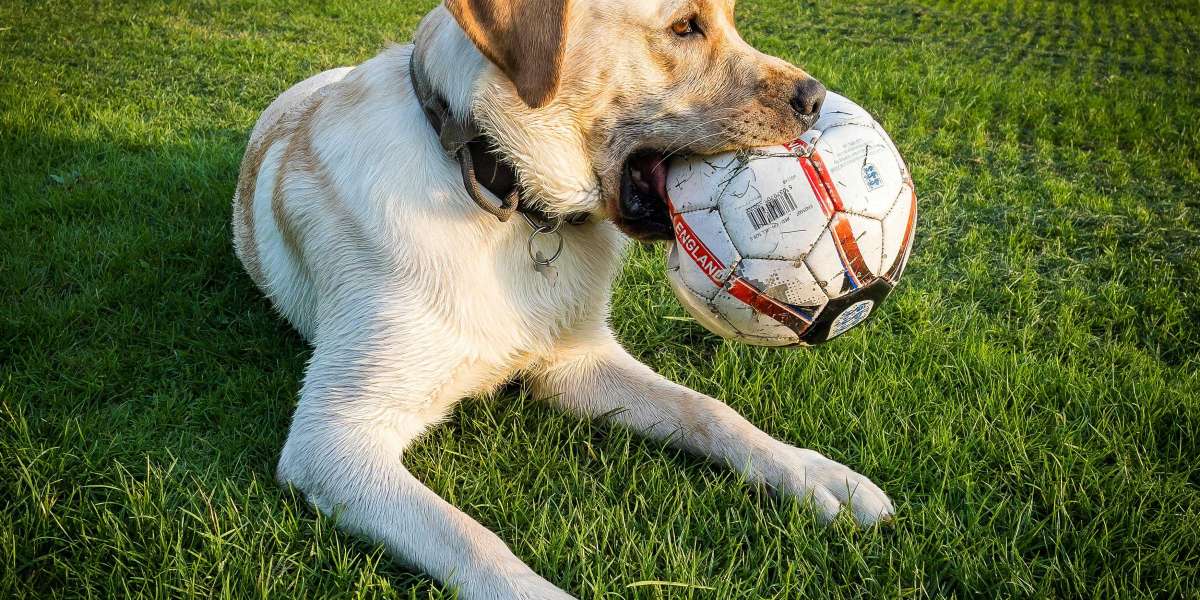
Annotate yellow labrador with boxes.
[232,0,892,596]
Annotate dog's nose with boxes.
[790,78,827,126]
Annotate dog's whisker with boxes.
[659,128,737,163]
[651,112,740,156]
[638,117,740,172]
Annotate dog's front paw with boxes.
[771,445,894,525]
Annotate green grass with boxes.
[2,0,1199,597]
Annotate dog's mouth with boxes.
[611,150,675,241]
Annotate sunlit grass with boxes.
[2,0,1198,597]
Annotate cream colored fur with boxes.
[232,2,893,597]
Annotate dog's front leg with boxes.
[532,330,894,524]
[278,338,575,599]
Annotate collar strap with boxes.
[409,51,588,226]
[409,52,519,221]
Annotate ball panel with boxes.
[811,124,905,219]
[666,243,717,301]
[668,209,739,299]
[797,278,893,344]
[805,225,853,298]
[812,91,874,131]
[710,284,801,346]
[717,152,829,260]
[736,258,828,310]
[880,183,917,281]
[844,213,885,275]
[876,120,912,181]
[665,154,734,213]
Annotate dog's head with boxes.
[428,0,825,240]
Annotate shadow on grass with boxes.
[2,124,762,596]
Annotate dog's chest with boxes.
[421,222,627,359]
[505,225,627,329]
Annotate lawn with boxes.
[2,0,1199,597]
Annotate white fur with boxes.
[234,5,893,598]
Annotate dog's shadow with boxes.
[9,124,759,595]
[5,125,416,592]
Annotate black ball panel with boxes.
[798,278,894,345]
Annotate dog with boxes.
[231,0,894,596]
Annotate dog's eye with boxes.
[670,17,701,37]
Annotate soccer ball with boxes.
[664,92,916,346]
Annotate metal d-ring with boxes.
[522,213,564,266]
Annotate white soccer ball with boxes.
[664,92,917,346]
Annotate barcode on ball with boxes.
[746,187,799,230]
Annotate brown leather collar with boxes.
[408,51,588,227]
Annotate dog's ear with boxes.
[445,0,569,109]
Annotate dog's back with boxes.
[231,67,354,338]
